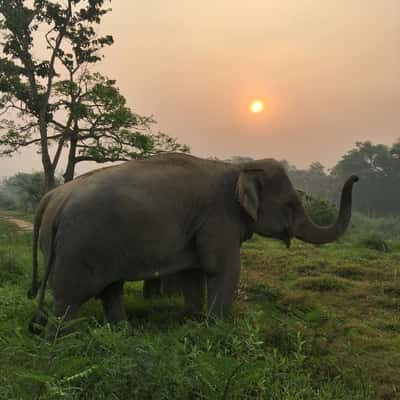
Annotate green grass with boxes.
[1,219,400,399]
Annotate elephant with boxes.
[28,167,206,333]
[28,153,358,333]
[142,189,310,301]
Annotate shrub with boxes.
[302,194,337,226]
[0,172,61,212]
[358,234,389,252]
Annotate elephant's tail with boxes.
[28,222,56,334]
[27,192,52,300]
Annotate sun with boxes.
[250,100,264,113]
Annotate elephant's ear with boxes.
[236,169,263,221]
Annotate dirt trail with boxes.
[0,214,33,232]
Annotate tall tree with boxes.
[46,72,188,181]
[0,1,188,190]
[0,0,114,190]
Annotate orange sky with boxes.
[1,0,400,176]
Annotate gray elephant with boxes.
[28,153,358,332]
[143,189,315,300]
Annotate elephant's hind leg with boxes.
[100,281,127,324]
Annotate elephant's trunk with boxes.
[293,175,358,244]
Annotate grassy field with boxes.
[0,217,399,399]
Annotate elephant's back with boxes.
[54,154,219,247]
[72,153,231,203]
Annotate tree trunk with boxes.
[44,169,56,193]
[39,117,56,192]
[63,132,78,182]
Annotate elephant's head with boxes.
[236,160,358,246]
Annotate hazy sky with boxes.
[1,0,400,177]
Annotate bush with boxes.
[349,213,400,240]
[302,194,337,226]
[358,234,389,252]
[0,188,16,210]
[0,172,61,212]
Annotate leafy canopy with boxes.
[0,0,188,187]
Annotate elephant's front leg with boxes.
[204,247,241,319]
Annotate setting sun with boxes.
[250,100,264,113]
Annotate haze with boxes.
[1,0,399,177]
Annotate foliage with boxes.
[0,0,114,190]
[331,141,400,216]
[0,171,60,211]
[51,72,189,181]
[227,139,400,219]
[357,234,389,252]
[0,1,188,188]
[301,193,337,226]
[281,139,400,218]
[349,212,400,240]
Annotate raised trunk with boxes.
[294,175,358,244]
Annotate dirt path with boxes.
[0,214,33,232]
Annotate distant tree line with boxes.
[226,140,400,218]
[282,140,400,217]
[2,139,400,216]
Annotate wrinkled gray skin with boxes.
[28,153,358,332]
